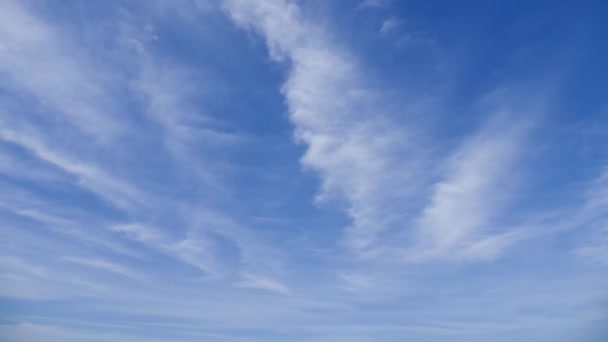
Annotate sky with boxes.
[0,0,607,341]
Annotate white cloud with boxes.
[0,0,123,143]
[61,256,138,279]
[129,48,242,187]
[0,128,146,211]
[112,223,220,276]
[0,257,48,278]
[408,117,531,260]
[1,2,602,340]
[236,273,290,295]
[380,18,400,36]
[112,223,167,246]
[576,229,608,265]
[223,0,423,256]
[0,198,145,260]
[582,164,608,215]
[574,165,608,265]
[223,0,535,263]
[357,0,389,10]
[0,0,281,286]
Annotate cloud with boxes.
[129,45,242,188]
[1,1,605,341]
[0,128,147,212]
[407,116,532,260]
[223,0,424,256]
[222,0,538,264]
[0,0,280,283]
[236,273,291,294]
[112,223,221,276]
[380,18,401,36]
[61,256,138,279]
[576,228,608,265]
[0,0,124,143]
[0,256,48,278]
[582,164,608,215]
[357,0,389,10]
[574,165,608,265]
[112,223,167,246]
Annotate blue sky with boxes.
[0,0,607,341]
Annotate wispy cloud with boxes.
[223,0,424,256]
[223,0,541,264]
[0,256,48,278]
[407,115,533,260]
[0,0,124,142]
[576,227,608,265]
[1,0,606,341]
[357,0,389,10]
[112,222,224,277]
[0,129,146,211]
[0,0,279,282]
[236,273,291,294]
[574,165,608,265]
[380,17,401,36]
[61,256,139,279]
[129,44,242,188]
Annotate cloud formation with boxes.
[1,0,607,341]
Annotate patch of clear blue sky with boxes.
[0,0,607,341]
